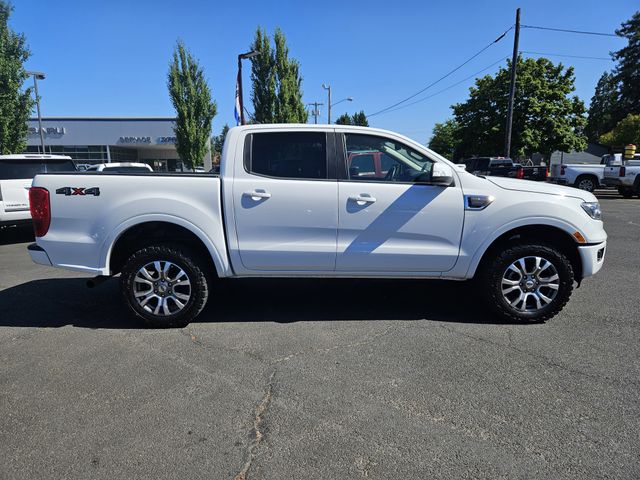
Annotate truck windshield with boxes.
[0,159,77,180]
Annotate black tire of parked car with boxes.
[120,244,209,328]
[618,187,634,198]
[478,243,574,323]
[574,175,597,193]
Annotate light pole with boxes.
[331,97,353,109]
[322,83,332,124]
[237,50,259,125]
[27,71,46,153]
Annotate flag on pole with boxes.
[234,70,242,126]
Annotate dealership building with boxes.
[26,117,212,171]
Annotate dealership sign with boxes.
[119,136,151,144]
[28,126,66,136]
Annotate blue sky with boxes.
[13,0,637,144]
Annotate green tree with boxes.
[250,27,276,124]
[452,56,586,159]
[586,72,619,141]
[428,119,461,159]
[0,1,34,155]
[599,113,640,147]
[334,111,369,126]
[612,11,640,117]
[212,123,229,160]
[351,111,369,127]
[335,113,351,125]
[167,41,217,171]
[249,27,307,124]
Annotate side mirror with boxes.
[429,163,455,187]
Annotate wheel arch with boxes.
[104,216,227,278]
[470,224,583,282]
[574,173,599,189]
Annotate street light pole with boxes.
[322,84,332,123]
[27,71,46,153]
[237,51,259,125]
[330,97,353,109]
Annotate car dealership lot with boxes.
[1,194,638,480]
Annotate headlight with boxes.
[581,202,602,220]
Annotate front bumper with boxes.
[27,243,52,267]
[578,241,606,278]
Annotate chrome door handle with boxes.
[348,194,376,205]
[243,190,271,200]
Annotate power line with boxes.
[375,56,509,116]
[368,26,512,118]
[521,24,619,37]
[521,50,613,61]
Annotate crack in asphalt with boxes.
[437,324,639,388]
[273,324,396,364]
[234,369,276,480]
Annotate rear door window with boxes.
[0,160,76,180]
[247,132,327,180]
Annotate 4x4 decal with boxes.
[56,187,101,196]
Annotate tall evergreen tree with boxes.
[249,27,307,124]
[250,27,276,124]
[586,72,619,141]
[334,111,369,126]
[613,11,640,116]
[335,113,351,125]
[0,1,34,154]
[167,41,217,171]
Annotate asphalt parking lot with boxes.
[1,192,639,480]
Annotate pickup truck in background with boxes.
[460,157,547,181]
[548,162,606,192]
[28,125,607,327]
[603,153,640,197]
[0,154,76,228]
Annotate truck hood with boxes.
[486,176,595,201]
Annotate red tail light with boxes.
[29,187,51,237]
[560,165,566,175]
[620,166,626,177]
[516,167,524,179]
[546,167,550,178]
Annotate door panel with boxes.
[231,130,338,271]
[337,182,464,271]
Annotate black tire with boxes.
[120,244,209,328]
[574,175,596,192]
[618,187,634,198]
[478,243,574,323]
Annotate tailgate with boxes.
[0,179,31,213]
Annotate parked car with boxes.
[460,157,547,181]
[603,153,640,197]
[84,162,153,173]
[548,161,606,192]
[0,154,76,228]
[28,125,606,327]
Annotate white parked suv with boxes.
[27,125,607,326]
[0,154,76,228]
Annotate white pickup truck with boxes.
[27,125,607,327]
[548,162,605,192]
[603,153,640,198]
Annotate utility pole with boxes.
[322,84,332,123]
[306,102,323,124]
[504,7,520,158]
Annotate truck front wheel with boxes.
[120,244,209,328]
[479,243,574,323]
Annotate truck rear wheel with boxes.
[478,243,574,323]
[120,244,209,328]
[574,175,596,192]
